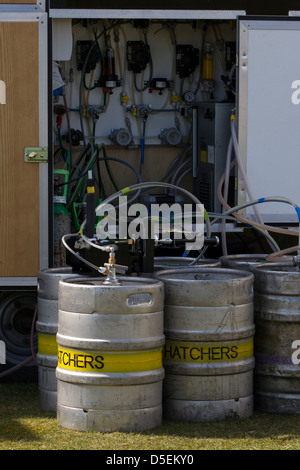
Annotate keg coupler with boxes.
[101,245,127,285]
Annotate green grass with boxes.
[0,383,299,451]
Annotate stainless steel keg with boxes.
[220,254,268,272]
[253,263,300,414]
[56,276,165,432]
[36,268,83,411]
[154,257,221,271]
[154,267,255,422]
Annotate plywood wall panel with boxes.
[0,22,39,276]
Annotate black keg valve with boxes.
[293,252,300,270]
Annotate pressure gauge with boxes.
[183,90,195,103]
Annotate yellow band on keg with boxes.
[57,346,163,373]
[164,338,253,363]
[38,333,58,356]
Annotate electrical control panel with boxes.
[52,18,236,150]
[50,15,238,266]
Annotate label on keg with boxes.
[38,333,58,356]
[57,346,163,372]
[164,338,253,363]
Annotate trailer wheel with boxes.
[0,291,37,366]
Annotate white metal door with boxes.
[237,17,300,224]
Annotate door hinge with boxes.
[25,147,48,163]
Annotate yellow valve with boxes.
[121,95,130,104]
[171,95,180,103]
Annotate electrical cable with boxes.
[220,132,280,255]
[101,146,119,193]
[89,182,211,254]
[61,150,142,231]
[78,21,130,145]
[212,196,300,255]
[55,152,142,194]
[0,356,34,379]
[266,246,299,263]
[192,24,206,96]
[62,92,73,171]
[68,144,92,183]
[175,166,192,187]
[94,181,208,222]
[83,31,103,92]
[70,181,210,265]
[62,233,108,273]
[66,147,99,209]
[171,157,192,186]
[230,116,266,228]
[133,32,153,93]
[217,114,300,263]
[217,156,299,239]
[162,138,192,184]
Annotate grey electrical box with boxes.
[193,102,234,214]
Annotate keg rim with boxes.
[59,276,164,288]
[154,256,196,262]
[253,262,299,274]
[154,256,219,262]
[38,267,77,276]
[154,257,220,268]
[219,254,268,263]
[153,267,254,282]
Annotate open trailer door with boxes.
[237,16,300,225]
[0,3,48,376]
[0,5,48,285]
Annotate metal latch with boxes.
[25,147,48,163]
